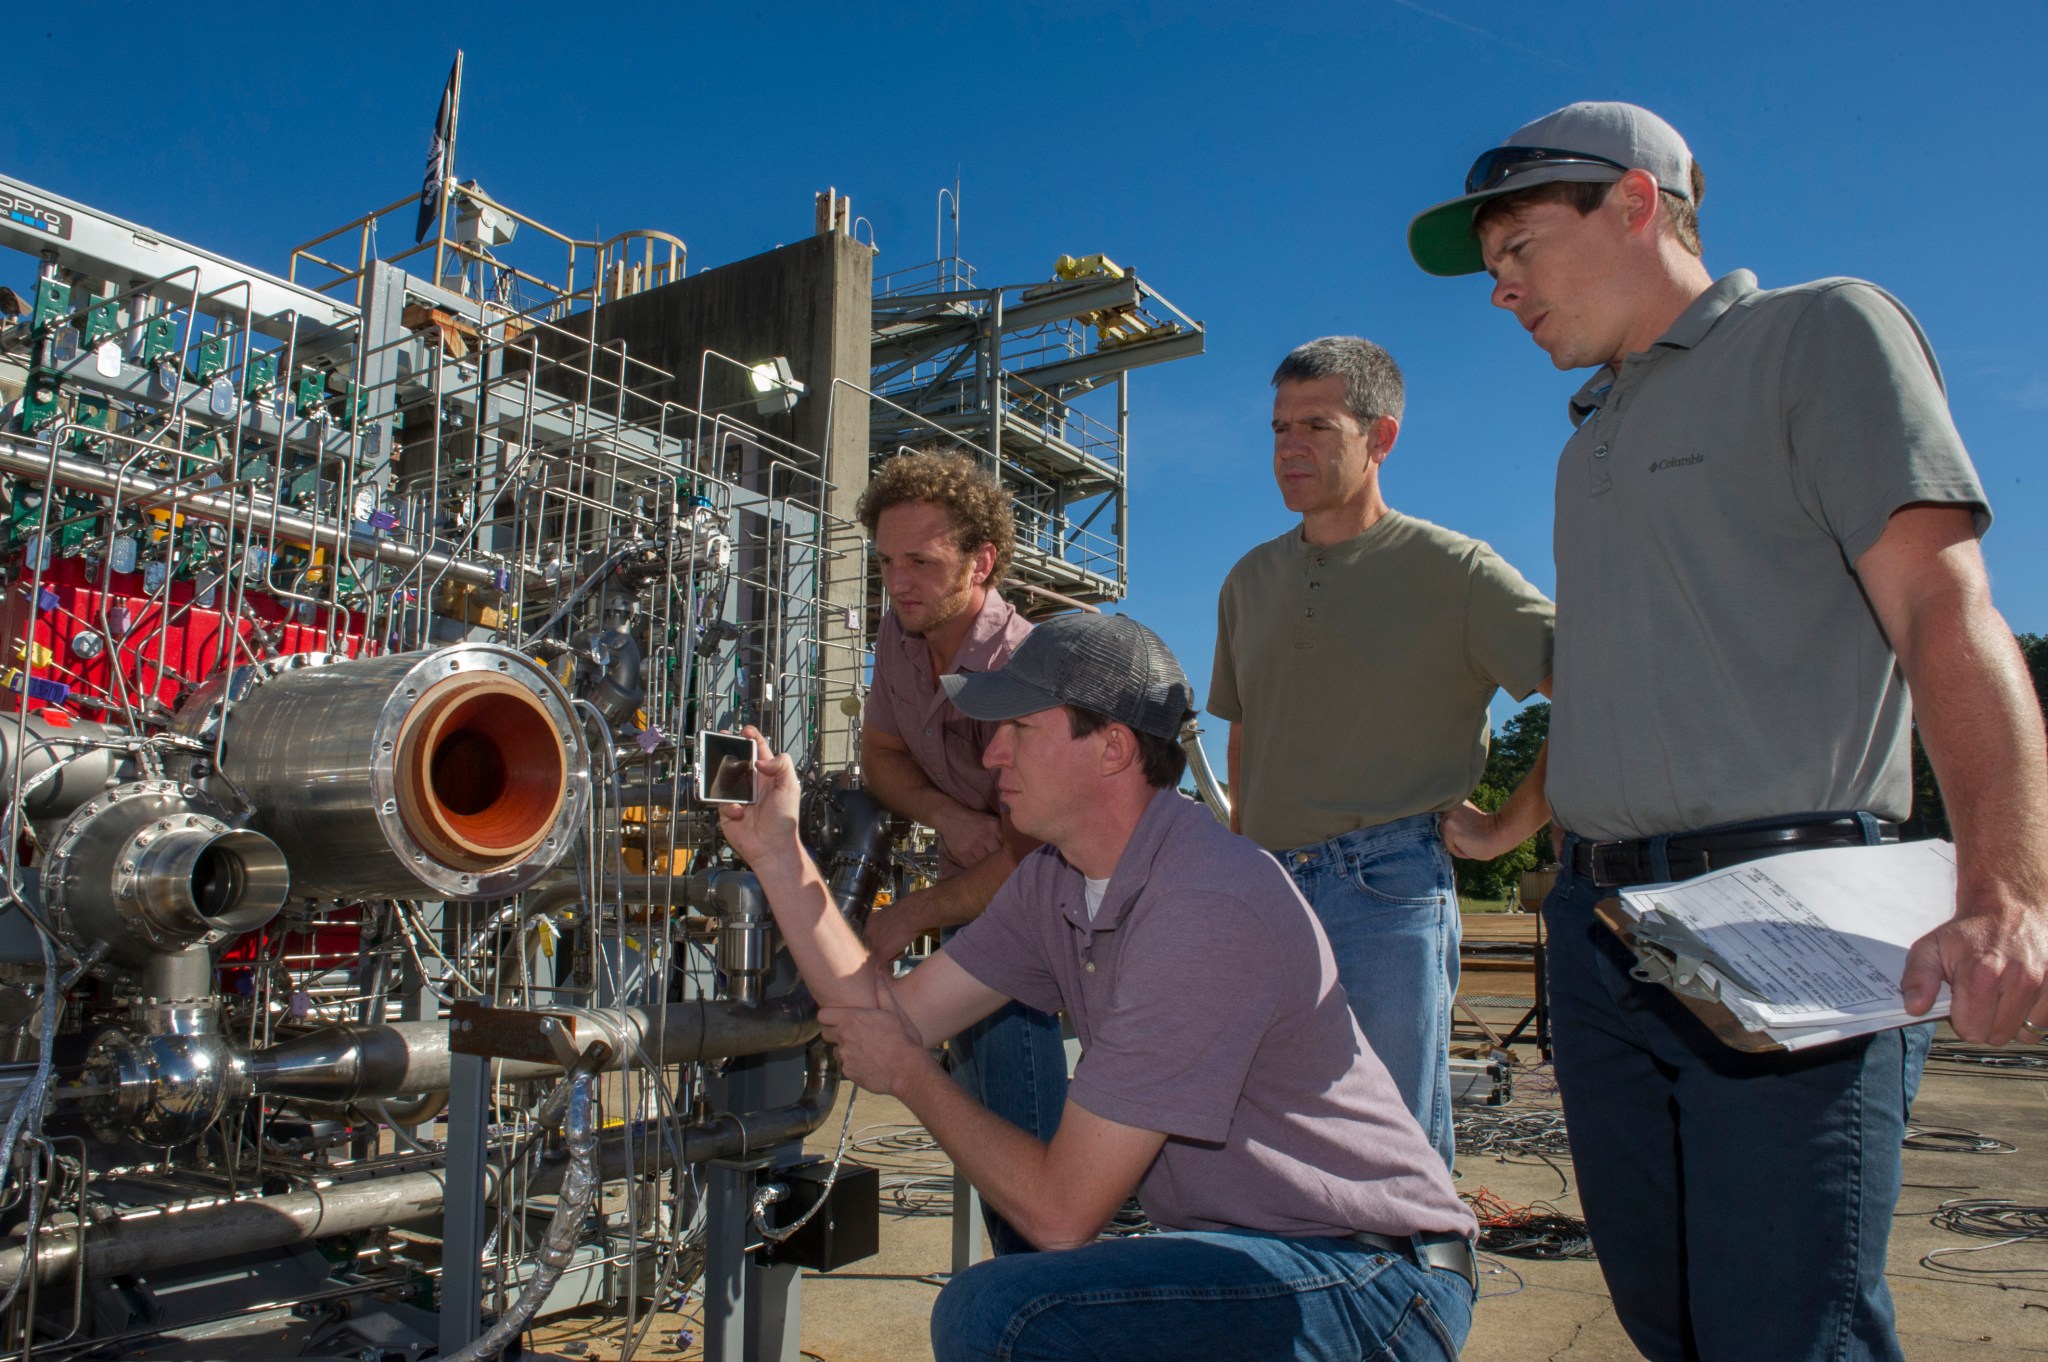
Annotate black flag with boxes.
[414,57,458,243]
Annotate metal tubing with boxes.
[0,1164,453,1290]
[0,1044,837,1291]
[137,947,213,1005]
[247,1019,456,1101]
[714,876,772,1007]
[43,782,290,969]
[566,1040,839,1185]
[0,436,512,592]
[1180,725,1233,828]
[247,990,819,1102]
[0,714,132,822]
[462,867,717,962]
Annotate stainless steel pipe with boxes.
[0,712,133,822]
[1180,724,1232,827]
[248,990,819,1102]
[580,1040,839,1185]
[0,1163,453,1289]
[247,1019,456,1102]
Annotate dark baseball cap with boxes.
[941,613,1194,740]
[1409,102,1696,277]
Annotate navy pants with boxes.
[1543,856,1931,1362]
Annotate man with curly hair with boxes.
[855,447,1068,1256]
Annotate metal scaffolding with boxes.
[868,247,1204,607]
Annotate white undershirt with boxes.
[1084,876,1111,922]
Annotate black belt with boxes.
[1350,1230,1477,1295]
[1566,813,1899,889]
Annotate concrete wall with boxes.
[532,232,874,773]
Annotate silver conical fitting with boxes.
[43,782,290,970]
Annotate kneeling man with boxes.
[722,614,1475,1362]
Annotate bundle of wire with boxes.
[1462,1189,1596,1260]
[852,1123,954,1218]
[1926,1042,2048,1072]
[1902,1124,2018,1155]
[1507,1060,1560,1100]
[1921,1197,2048,1276]
[1101,1197,1155,1237]
[1455,1108,1573,1159]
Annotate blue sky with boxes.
[6,2,2042,734]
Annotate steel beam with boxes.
[870,275,1144,367]
[1005,326,1206,396]
[439,1051,490,1357]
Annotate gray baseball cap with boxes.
[941,613,1194,740]
[1409,102,1696,277]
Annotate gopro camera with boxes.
[697,730,758,805]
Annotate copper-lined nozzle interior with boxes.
[395,674,567,873]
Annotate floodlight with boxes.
[748,356,806,415]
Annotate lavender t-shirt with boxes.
[946,789,1475,1241]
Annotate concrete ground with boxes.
[532,1026,2048,1360]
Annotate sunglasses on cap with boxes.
[1465,146,1629,195]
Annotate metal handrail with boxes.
[290,183,689,316]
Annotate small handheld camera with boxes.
[696,730,758,805]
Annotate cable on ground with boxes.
[1902,1124,2017,1156]
[1476,1251,1529,1299]
[1454,1108,1572,1159]
[1462,1189,1595,1260]
[1926,1042,2048,1073]
[852,1122,954,1218]
[1921,1198,2048,1277]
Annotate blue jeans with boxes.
[949,997,1070,1256]
[1543,852,1931,1362]
[1283,814,1459,1169]
[930,1228,1472,1362]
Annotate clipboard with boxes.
[1590,841,1956,1052]
[1594,898,1787,1053]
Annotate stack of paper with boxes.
[1615,840,1956,1050]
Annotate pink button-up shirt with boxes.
[947,788,1476,1241]
[863,589,1032,876]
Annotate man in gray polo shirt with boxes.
[1211,335,1555,1169]
[722,614,1477,1362]
[1410,100,2048,1362]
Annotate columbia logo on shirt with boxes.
[1649,453,1706,473]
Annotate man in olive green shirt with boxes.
[1209,336,1554,1167]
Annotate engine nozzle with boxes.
[44,782,289,969]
